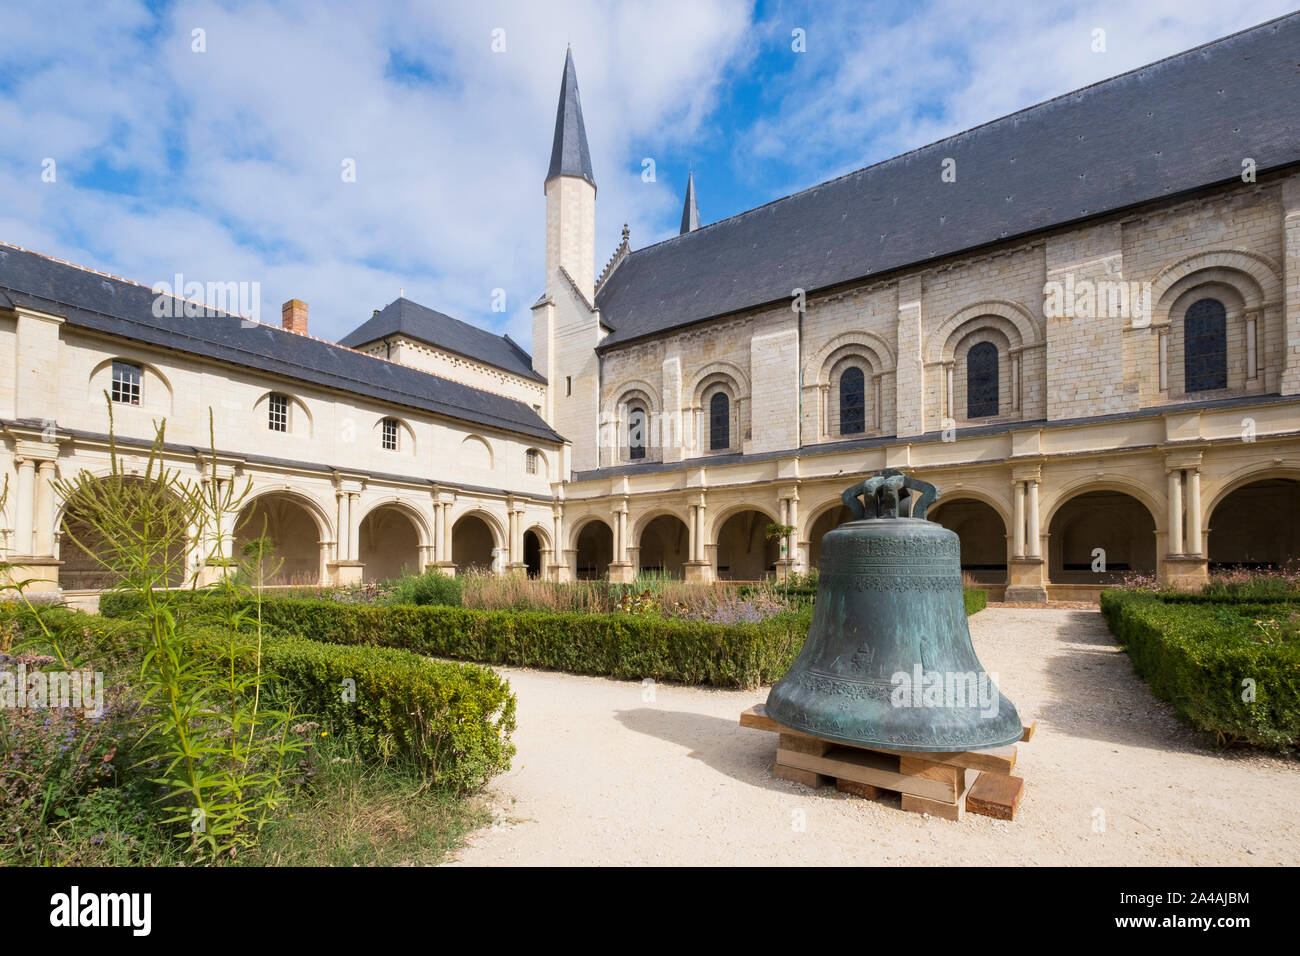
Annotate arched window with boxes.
[628,406,647,460]
[526,448,540,474]
[709,392,730,450]
[110,360,142,406]
[267,393,289,432]
[839,367,866,435]
[966,342,999,418]
[1184,298,1227,392]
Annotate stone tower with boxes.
[532,47,601,473]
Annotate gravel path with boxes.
[445,608,1299,866]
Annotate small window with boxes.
[565,376,572,397]
[839,367,866,435]
[381,417,399,451]
[966,342,999,419]
[709,392,730,450]
[111,361,142,406]
[628,406,647,460]
[1184,298,1227,392]
[268,393,289,432]
[526,449,539,474]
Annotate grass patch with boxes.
[242,738,488,867]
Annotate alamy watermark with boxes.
[1043,274,1151,326]
[890,665,1000,718]
[1,663,105,717]
[151,273,261,325]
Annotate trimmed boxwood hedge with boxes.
[101,587,990,688]
[2,602,515,791]
[1100,589,1300,750]
[206,631,515,792]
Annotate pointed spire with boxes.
[546,48,596,189]
[680,170,700,234]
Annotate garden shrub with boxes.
[1100,589,1300,750]
[102,588,989,688]
[188,629,515,792]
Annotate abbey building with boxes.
[4,15,1300,603]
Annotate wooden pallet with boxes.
[741,703,1029,822]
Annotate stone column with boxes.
[14,457,35,556]
[1166,469,1183,555]
[433,500,443,564]
[687,504,698,562]
[1186,468,1203,557]
[335,492,348,565]
[1026,480,1041,559]
[787,493,799,572]
[33,460,56,556]
[347,492,360,562]
[1012,480,1026,558]
[442,502,453,560]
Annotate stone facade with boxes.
[541,169,1300,597]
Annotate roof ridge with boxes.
[0,245,551,429]
[606,11,1300,265]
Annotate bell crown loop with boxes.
[841,468,940,520]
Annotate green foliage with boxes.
[379,569,464,607]
[963,588,988,616]
[1100,589,1300,750]
[192,630,515,792]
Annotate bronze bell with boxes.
[766,470,1022,752]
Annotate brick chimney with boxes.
[281,299,309,335]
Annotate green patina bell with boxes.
[766,470,1022,752]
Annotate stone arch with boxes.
[357,499,429,583]
[815,337,891,438]
[460,434,495,471]
[606,380,661,464]
[928,494,1010,586]
[451,510,503,573]
[690,360,750,404]
[1204,467,1300,570]
[58,474,189,590]
[1153,257,1277,398]
[1151,249,1281,310]
[809,331,896,384]
[926,300,1039,366]
[713,505,780,581]
[1046,487,1158,585]
[572,516,614,580]
[637,512,691,578]
[802,497,854,570]
[522,528,543,578]
[88,356,175,415]
[373,416,416,455]
[524,447,550,479]
[234,489,331,586]
[254,390,313,438]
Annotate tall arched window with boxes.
[628,406,647,460]
[1184,298,1227,392]
[839,367,866,435]
[709,392,730,450]
[966,342,999,418]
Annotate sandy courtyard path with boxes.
[445,607,1299,866]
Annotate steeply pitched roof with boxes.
[339,296,543,382]
[0,244,563,443]
[546,48,596,188]
[595,12,1300,349]
[680,171,700,234]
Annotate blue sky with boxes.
[1,0,1295,351]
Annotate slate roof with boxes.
[0,244,563,443]
[338,296,544,382]
[546,48,596,188]
[594,13,1300,349]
